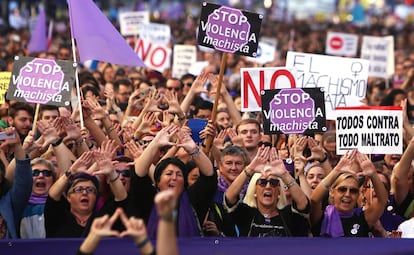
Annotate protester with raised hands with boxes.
[77,190,179,255]
[130,124,216,238]
[310,150,388,237]
[224,146,310,237]
[0,127,32,239]
[44,143,127,237]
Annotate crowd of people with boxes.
[2,1,414,254]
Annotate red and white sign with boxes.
[135,38,171,73]
[326,32,358,57]
[240,67,298,112]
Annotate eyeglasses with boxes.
[335,186,359,195]
[68,186,97,195]
[32,169,53,177]
[116,169,131,178]
[167,87,181,91]
[184,82,192,87]
[256,178,280,187]
[135,139,153,146]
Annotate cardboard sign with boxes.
[285,51,369,120]
[7,56,75,106]
[135,38,171,72]
[172,45,197,79]
[241,67,298,112]
[326,32,358,56]
[335,106,403,155]
[119,11,149,36]
[137,22,171,46]
[197,2,262,57]
[261,88,326,134]
[0,72,11,104]
[361,36,394,78]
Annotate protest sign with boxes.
[326,32,358,56]
[136,22,171,46]
[335,106,402,155]
[6,56,75,106]
[285,51,369,120]
[261,88,326,134]
[241,67,298,112]
[361,36,394,78]
[0,72,11,104]
[197,2,262,57]
[247,40,277,65]
[172,45,197,79]
[135,38,171,72]
[119,11,149,36]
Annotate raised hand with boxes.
[227,128,244,147]
[89,210,121,238]
[213,129,228,150]
[154,189,177,220]
[125,140,144,159]
[355,151,376,177]
[37,120,60,150]
[188,72,209,95]
[307,137,327,162]
[248,146,270,175]
[333,149,357,174]
[70,151,94,174]
[267,147,288,177]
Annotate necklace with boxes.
[75,216,89,226]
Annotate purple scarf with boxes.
[147,191,201,238]
[320,205,356,237]
[217,176,248,197]
[28,193,48,204]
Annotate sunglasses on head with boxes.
[335,186,359,195]
[116,169,131,178]
[167,87,181,91]
[256,178,279,187]
[32,169,53,177]
[68,186,97,195]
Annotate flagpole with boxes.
[204,52,227,155]
[71,38,84,129]
[68,0,84,129]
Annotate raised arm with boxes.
[310,150,356,226]
[356,152,388,227]
[225,146,268,206]
[48,151,94,201]
[392,136,414,205]
[134,125,178,177]
[180,72,208,115]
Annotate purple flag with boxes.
[28,9,46,53]
[68,0,145,67]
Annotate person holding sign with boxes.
[310,150,388,237]
[224,146,309,237]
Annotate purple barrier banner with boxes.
[1,237,414,255]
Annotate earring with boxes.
[254,194,257,198]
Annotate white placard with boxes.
[336,106,403,155]
[172,45,197,79]
[134,38,171,72]
[361,36,394,78]
[326,32,358,56]
[248,40,276,65]
[240,67,298,112]
[119,11,149,36]
[285,51,369,120]
[137,23,171,46]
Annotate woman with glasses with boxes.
[224,146,310,237]
[45,149,127,238]
[310,150,388,237]
[20,158,56,238]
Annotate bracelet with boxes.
[244,168,253,178]
[318,152,328,163]
[321,179,330,190]
[51,137,63,147]
[285,178,296,189]
[65,169,73,178]
[107,126,115,132]
[109,171,120,183]
[159,210,177,222]
[135,236,150,248]
[189,146,200,157]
